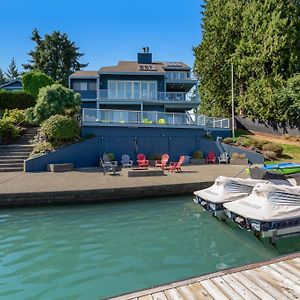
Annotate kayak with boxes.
[262,162,300,175]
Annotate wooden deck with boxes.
[109,252,300,300]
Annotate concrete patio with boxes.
[0,165,248,207]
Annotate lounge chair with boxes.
[137,153,149,168]
[121,154,133,168]
[169,156,185,173]
[103,153,118,166]
[206,151,216,164]
[155,154,169,169]
[99,158,120,175]
[218,152,230,164]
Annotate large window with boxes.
[108,80,157,99]
[73,81,96,91]
[166,72,190,80]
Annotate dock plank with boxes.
[108,253,300,300]
[211,277,244,300]
[151,292,168,300]
[201,279,230,300]
[188,283,214,300]
[232,272,275,300]
[164,288,184,300]
[221,274,259,300]
[243,269,290,300]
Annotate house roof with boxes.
[99,61,191,74]
[0,79,22,89]
[69,71,99,78]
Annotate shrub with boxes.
[142,118,152,124]
[192,150,204,159]
[262,143,283,156]
[283,134,291,140]
[255,139,268,149]
[263,150,277,161]
[40,115,80,145]
[2,109,25,124]
[223,137,233,144]
[22,71,54,99]
[30,141,54,157]
[231,152,240,159]
[148,153,162,160]
[33,84,81,123]
[0,118,20,141]
[0,90,35,110]
[236,137,253,147]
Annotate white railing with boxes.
[82,109,230,128]
[97,90,199,102]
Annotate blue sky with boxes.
[0,0,203,72]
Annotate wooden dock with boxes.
[109,252,300,300]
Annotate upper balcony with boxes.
[97,90,199,105]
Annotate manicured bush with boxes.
[262,143,283,156]
[263,150,277,161]
[255,139,268,149]
[40,115,80,145]
[0,118,20,141]
[192,150,204,159]
[22,71,54,99]
[157,118,167,125]
[32,84,81,124]
[0,90,35,110]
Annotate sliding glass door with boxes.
[108,81,157,100]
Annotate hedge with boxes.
[0,90,35,110]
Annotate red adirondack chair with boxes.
[169,156,185,173]
[206,151,216,164]
[155,154,169,169]
[137,153,149,167]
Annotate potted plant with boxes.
[148,153,161,167]
[190,150,206,165]
[230,152,248,165]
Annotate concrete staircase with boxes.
[0,127,38,172]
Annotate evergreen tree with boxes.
[5,58,20,81]
[194,0,300,122]
[23,29,88,86]
[0,68,6,85]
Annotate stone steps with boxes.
[0,127,38,172]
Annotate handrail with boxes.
[82,108,230,129]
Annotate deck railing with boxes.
[82,109,230,129]
[97,90,199,102]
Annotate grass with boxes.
[233,129,300,163]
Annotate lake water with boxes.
[0,196,299,299]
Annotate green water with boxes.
[0,196,299,300]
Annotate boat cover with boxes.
[224,183,300,221]
[194,176,266,204]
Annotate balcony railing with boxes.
[82,109,230,129]
[97,90,199,102]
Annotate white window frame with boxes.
[108,80,157,100]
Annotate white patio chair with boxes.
[121,154,133,168]
[218,152,230,164]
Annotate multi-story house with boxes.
[67,49,230,163]
[69,49,206,127]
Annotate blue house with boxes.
[0,79,22,91]
[67,49,231,163]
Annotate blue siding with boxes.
[70,78,97,100]
[82,101,97,109]
[25,126,234,172]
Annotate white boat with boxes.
[223,183,300,242]
[193,168,294,218]
[194,176,268,217]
